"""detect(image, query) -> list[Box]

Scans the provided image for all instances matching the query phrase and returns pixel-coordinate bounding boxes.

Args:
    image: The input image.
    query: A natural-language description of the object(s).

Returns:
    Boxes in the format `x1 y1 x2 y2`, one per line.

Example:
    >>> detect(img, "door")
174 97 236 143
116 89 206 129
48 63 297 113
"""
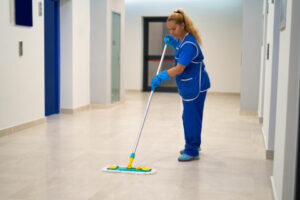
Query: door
111 12 121 103
143 17 177 92
44 0 60 116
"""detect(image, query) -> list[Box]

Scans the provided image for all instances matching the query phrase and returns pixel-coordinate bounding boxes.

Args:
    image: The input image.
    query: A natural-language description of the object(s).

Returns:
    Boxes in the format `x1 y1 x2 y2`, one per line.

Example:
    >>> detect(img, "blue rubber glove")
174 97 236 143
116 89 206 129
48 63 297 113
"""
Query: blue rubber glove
151 70 170 91
164 34 178 49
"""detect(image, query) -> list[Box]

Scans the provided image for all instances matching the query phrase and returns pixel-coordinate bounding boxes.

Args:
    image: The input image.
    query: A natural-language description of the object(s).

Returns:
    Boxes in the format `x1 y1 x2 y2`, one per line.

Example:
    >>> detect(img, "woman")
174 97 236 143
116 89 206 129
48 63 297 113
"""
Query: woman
151 8 210 162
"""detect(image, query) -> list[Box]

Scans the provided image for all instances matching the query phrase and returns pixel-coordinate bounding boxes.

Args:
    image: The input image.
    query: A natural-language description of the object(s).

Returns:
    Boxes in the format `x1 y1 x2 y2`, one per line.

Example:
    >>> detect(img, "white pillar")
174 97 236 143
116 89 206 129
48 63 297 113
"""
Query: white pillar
240 0 263 112
60 0 91 110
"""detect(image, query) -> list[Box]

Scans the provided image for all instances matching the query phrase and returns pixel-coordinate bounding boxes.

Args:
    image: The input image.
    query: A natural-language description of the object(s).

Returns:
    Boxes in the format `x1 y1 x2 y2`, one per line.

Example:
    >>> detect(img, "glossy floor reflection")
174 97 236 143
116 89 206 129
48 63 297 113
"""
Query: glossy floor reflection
0 91 273 200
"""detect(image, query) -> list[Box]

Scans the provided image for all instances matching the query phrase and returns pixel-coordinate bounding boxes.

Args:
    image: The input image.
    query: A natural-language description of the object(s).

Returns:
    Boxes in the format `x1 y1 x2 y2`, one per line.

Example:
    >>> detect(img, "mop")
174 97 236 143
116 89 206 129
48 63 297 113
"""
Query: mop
103 44 168 175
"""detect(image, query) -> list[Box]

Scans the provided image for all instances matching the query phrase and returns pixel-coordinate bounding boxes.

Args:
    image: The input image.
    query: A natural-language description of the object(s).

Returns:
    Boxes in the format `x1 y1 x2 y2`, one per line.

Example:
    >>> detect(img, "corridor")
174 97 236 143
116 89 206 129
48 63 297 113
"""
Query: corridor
0 92 273 200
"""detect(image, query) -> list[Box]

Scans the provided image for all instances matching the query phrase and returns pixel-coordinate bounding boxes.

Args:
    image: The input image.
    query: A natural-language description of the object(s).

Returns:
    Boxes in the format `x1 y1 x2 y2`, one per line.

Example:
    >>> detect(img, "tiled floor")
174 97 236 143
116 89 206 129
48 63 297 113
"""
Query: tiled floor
0 91 273 200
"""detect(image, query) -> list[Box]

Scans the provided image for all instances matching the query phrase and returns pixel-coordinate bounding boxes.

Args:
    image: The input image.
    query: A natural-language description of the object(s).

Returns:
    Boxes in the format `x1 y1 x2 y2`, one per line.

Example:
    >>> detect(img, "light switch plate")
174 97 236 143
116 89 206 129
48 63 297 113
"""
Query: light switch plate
19 41 23 56
38 2 43 16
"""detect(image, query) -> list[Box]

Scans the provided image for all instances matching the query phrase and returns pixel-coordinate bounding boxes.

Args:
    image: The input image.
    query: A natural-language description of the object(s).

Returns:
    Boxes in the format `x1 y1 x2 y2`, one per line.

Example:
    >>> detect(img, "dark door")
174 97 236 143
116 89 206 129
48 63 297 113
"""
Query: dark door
143 17 177 92
44 0 60 116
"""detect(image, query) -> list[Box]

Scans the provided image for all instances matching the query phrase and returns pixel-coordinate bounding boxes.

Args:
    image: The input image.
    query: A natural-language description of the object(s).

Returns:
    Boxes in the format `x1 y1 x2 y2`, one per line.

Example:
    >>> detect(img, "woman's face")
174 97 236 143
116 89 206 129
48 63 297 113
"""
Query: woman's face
167 20 185 39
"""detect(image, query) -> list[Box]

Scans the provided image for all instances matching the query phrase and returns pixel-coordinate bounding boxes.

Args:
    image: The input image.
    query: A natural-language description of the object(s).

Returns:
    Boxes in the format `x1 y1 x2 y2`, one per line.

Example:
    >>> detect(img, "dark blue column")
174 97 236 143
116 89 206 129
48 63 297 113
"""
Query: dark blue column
44 0 60 116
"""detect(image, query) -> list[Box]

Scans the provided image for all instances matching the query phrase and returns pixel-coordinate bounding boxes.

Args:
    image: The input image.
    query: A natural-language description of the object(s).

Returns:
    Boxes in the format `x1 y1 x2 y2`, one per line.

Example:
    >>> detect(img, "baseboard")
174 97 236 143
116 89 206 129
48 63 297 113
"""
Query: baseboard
261 126 274 160
271 176 278 200
239 110 258 116
207 91 240 96
0 117 46 137
61 100 126 114
266 149 274 160
61 105 91 114
125 89 142 93
0 100 126 136
91 99 125 109
0 128 12 137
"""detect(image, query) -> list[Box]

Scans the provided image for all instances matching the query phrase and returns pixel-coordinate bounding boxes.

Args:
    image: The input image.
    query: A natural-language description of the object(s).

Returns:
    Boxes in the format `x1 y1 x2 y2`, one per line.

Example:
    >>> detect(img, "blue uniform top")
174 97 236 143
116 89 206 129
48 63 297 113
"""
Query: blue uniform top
170 33 210 101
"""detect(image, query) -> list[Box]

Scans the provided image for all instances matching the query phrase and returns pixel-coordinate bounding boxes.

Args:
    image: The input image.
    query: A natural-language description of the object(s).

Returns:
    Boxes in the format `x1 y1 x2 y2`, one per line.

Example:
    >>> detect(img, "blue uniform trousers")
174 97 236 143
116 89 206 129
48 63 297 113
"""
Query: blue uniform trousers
182 91 207 157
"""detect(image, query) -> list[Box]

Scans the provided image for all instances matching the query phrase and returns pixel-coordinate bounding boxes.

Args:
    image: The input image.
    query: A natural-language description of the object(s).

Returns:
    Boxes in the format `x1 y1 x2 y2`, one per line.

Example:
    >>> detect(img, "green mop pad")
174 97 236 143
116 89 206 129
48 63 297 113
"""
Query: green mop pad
103 165 156 175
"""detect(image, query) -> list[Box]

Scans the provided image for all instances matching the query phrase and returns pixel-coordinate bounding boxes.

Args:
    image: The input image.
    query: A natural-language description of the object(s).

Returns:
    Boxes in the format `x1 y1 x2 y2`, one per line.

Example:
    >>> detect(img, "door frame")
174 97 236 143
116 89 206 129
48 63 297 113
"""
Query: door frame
143 17 177 92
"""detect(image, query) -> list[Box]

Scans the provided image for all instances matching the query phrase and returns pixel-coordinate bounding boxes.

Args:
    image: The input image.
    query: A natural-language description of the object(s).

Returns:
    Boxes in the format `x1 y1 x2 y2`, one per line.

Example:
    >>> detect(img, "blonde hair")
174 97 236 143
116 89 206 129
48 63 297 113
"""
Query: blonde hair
167 8 202 46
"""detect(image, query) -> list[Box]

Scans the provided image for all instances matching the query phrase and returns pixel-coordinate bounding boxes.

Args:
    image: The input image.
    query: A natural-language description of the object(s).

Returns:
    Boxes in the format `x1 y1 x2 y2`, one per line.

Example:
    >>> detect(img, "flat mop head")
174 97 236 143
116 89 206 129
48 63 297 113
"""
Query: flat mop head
103 165 156 175
103 153 156 175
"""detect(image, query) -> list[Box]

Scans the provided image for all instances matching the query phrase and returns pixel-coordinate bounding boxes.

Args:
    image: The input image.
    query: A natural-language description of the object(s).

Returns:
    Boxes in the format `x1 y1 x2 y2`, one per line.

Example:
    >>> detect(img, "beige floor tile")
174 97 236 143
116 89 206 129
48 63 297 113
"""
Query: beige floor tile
0 91 273 200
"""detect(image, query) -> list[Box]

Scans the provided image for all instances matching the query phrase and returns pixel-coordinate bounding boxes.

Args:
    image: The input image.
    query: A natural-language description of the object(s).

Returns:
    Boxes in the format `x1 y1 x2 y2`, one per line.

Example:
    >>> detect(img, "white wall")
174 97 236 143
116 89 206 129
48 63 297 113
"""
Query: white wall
90 0 125 104
60 0 90 109
125 0 243 93
258 0 268 119
0 0 45 130
272 0 300 198
90 0 108 104
0 0 125 132
60 0 73 109
72 0 90 108
240 0 263 111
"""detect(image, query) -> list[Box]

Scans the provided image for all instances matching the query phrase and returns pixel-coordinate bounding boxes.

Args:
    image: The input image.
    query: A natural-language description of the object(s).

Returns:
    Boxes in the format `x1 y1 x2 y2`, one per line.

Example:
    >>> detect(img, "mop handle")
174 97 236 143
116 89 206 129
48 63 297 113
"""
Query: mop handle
132 44 168 154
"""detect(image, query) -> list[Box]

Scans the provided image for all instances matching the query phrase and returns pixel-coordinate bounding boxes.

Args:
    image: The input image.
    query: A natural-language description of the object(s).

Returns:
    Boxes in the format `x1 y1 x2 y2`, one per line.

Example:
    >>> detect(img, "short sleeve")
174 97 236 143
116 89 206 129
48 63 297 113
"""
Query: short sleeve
177 43 197 67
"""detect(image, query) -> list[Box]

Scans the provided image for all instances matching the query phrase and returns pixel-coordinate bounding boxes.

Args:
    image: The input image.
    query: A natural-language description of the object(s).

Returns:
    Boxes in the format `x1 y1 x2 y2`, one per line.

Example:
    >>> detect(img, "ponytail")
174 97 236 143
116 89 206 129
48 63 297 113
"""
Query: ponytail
167 8 202 46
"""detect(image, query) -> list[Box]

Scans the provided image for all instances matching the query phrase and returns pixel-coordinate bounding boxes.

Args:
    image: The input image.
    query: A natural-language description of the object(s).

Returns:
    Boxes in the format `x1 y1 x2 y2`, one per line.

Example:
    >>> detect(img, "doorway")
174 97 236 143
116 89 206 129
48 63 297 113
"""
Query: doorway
44 0 60 116
143 17 177 92
111 12 121 103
